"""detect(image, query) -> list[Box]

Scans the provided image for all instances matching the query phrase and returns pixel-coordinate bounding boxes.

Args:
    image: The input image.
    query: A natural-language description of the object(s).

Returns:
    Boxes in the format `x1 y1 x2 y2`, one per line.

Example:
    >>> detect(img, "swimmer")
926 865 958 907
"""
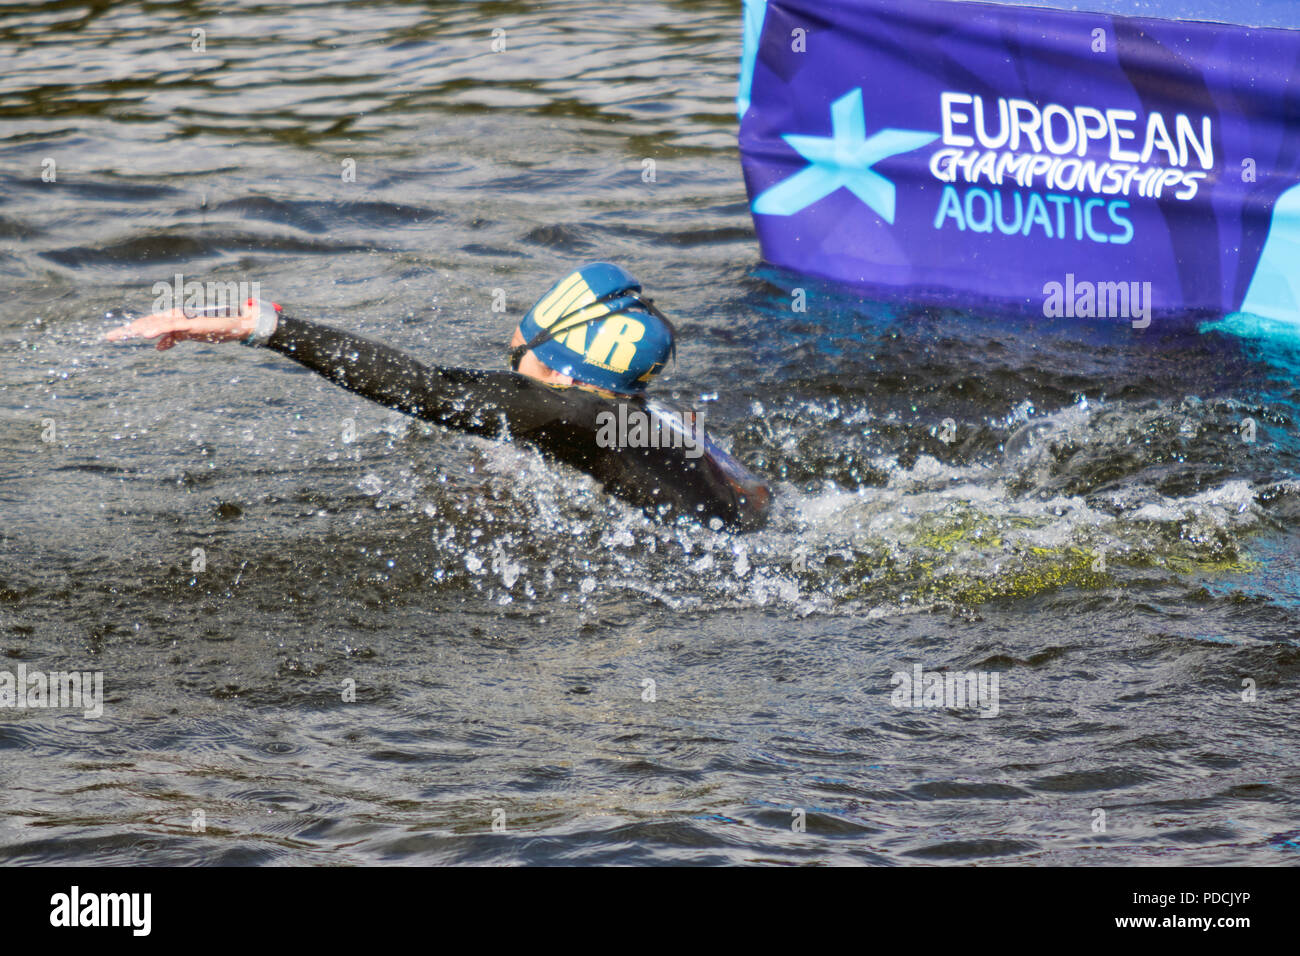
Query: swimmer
105 262 771 530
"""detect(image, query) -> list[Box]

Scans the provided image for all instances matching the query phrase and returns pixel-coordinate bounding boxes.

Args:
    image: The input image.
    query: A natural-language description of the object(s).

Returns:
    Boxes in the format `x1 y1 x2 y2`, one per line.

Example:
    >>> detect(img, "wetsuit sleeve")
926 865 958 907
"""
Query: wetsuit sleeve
261 313 532 438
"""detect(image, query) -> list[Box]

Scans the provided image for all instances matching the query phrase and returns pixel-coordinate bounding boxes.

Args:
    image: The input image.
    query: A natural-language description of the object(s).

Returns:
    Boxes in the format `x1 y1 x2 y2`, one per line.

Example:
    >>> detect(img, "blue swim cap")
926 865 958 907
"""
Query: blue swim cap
517 262 674 394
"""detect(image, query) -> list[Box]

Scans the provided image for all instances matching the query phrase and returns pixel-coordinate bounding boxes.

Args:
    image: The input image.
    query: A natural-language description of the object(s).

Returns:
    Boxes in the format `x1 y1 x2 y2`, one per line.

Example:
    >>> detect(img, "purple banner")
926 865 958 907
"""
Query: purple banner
738 0 1300 324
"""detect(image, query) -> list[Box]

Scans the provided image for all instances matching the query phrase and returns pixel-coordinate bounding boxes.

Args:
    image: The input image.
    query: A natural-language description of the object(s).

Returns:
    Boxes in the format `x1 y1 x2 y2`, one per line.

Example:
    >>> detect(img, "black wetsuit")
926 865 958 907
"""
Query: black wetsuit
259 315 771 530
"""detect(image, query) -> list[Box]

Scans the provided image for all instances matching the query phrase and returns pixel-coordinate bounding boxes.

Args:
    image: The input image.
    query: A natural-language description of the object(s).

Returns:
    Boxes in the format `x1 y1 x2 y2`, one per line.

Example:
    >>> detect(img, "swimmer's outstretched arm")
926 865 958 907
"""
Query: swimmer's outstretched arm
105 301 571 438
106 301 773 529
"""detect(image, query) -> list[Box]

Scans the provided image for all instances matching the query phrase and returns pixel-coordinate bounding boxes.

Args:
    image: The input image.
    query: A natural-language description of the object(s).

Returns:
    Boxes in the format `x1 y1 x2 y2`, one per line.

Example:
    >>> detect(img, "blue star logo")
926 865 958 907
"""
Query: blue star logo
752 88 938 222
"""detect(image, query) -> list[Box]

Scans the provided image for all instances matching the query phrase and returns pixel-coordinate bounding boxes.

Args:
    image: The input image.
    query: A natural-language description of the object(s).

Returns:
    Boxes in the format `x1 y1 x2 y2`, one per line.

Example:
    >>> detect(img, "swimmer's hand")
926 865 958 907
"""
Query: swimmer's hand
104 305 256 351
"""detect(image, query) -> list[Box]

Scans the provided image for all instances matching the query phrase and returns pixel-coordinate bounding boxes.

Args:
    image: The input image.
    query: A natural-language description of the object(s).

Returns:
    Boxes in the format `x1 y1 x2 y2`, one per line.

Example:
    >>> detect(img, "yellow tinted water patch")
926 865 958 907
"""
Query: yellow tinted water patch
837 505 1256 609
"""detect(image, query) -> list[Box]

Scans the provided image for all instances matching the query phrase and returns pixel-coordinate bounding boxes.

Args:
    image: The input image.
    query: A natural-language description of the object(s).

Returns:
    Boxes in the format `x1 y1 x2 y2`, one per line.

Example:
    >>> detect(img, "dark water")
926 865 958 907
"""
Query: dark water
2 0 1299 866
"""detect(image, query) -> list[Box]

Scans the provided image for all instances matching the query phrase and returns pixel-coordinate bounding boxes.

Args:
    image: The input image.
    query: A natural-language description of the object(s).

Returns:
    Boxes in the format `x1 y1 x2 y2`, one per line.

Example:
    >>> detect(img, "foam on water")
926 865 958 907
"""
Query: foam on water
320 387 1278 624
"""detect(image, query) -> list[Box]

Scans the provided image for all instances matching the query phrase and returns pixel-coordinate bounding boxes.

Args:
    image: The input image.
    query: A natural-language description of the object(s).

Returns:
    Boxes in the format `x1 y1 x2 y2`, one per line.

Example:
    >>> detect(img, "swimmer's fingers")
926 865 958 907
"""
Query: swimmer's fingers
104 309 191 343
105 309 249 345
